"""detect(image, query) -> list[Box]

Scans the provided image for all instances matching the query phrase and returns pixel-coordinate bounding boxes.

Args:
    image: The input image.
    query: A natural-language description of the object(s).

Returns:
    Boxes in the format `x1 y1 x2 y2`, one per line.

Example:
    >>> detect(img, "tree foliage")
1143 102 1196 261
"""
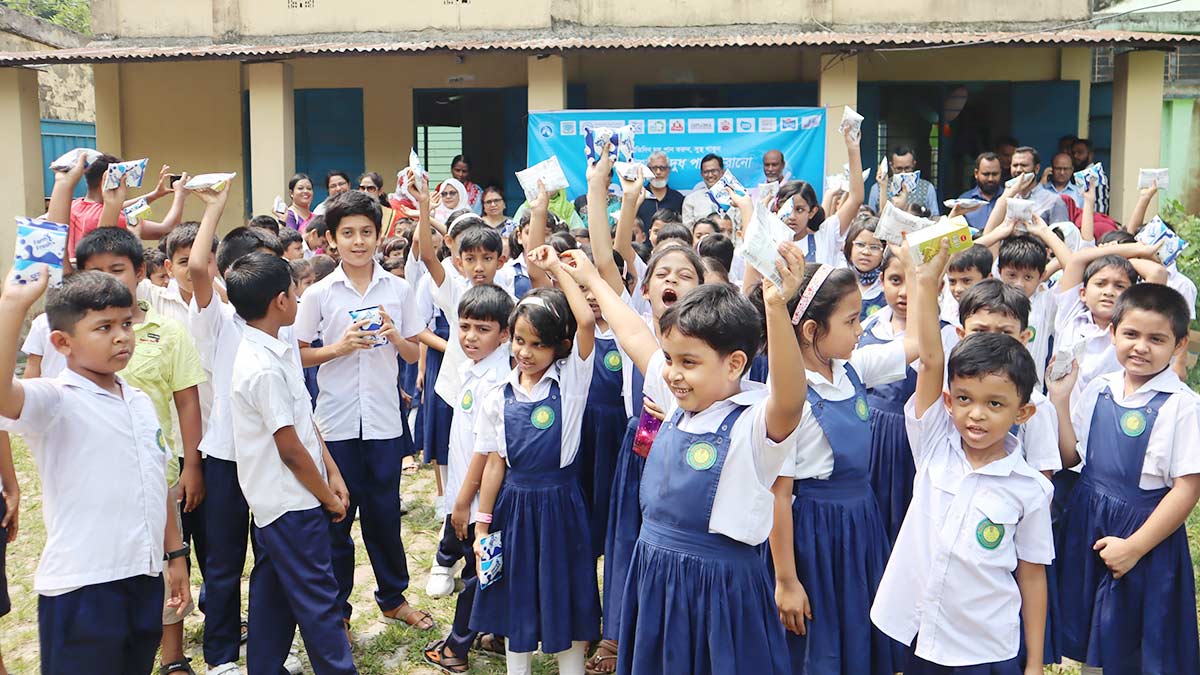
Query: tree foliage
1 0 91 35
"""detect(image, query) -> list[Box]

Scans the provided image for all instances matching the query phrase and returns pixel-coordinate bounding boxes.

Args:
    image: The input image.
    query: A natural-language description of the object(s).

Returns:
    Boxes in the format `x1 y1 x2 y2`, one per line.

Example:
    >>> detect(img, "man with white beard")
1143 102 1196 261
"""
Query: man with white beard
636 150 685 232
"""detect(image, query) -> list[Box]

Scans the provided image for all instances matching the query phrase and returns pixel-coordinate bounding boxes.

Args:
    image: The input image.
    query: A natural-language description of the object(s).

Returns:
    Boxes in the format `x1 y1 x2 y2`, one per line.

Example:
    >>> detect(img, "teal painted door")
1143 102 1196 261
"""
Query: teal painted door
1010 82 1080 168
295 88 365 206
41 119 96 199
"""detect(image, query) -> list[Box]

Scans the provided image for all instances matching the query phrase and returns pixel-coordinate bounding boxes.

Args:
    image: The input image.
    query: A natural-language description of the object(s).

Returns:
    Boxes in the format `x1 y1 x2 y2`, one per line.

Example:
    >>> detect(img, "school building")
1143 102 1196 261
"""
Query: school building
0 0 1195 260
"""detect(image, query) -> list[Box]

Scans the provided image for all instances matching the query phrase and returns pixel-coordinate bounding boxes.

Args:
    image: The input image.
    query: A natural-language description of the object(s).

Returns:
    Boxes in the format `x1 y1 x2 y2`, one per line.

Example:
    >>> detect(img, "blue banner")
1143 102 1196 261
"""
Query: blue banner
527 107 827 200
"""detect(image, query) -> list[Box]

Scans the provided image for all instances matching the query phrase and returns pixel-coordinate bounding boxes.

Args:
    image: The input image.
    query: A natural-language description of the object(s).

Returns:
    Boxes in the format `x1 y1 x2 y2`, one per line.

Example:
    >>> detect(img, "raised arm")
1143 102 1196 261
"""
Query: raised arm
186 181 231 310
910 239 951 416
763 242 807 441
1059 240 1160 291
835 127 864 234
526 184 552 289
48 154 86 226
528 245 595 359
98 170 127 229
1126 182 1157 235
1080 183 1097 243
0 269 49 419
415 173 446 289
559 249 658 374
1028 215 1074 269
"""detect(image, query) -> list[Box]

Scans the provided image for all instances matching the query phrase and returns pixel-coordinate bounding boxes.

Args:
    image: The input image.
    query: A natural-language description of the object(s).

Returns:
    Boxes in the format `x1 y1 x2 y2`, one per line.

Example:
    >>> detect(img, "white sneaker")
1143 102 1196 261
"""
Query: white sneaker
207 664 242 675
283 650 304 674
426 563 455 598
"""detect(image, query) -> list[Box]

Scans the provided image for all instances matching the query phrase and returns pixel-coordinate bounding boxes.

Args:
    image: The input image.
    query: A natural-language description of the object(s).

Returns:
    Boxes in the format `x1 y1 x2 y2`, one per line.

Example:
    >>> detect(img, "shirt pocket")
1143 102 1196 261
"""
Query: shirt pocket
968 490 1020 569
126 341 166 386
925 459 959 523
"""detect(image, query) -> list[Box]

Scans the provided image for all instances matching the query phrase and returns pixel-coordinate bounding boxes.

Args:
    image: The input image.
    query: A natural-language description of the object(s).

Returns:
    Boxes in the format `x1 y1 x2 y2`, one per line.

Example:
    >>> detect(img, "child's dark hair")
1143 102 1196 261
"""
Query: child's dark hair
692 215 721 234
697 233 734 272
641 244 706 292
307 215 326 238
997 234 1049 274
324 190 382 235
633 241 652 262
249 214 281 235
290 257 313 279
841 214 879 265
164 223 218 260
325 170 351 190
547 231 578 254
1083 254 1139 287
75 226 145 270
654 222 693 248
651 208 682 226
46 270 133 332
1112 282 1190 342
702 257 730 284
776 180 827 231
310 253 337 281
508 228 524 258
947 333 1037 404
788 265 859 344
905 203 932 219
216 226 284 276
957 278 1031 330
279 227 303 249
659 284 761 375
948 244 994 277
1099 230 1136 245
459 283 516 327
509 288 575 360
381 259 404 274
226 252 295 321
84 153 121 190
382 236 408 258
458 226 503 256
145 248 167 271
447 210 485 237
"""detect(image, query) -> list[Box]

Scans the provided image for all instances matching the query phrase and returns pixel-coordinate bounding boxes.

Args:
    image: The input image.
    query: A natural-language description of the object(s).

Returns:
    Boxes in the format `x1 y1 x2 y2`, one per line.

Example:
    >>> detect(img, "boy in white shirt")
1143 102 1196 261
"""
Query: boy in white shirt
0 270 190 674
295 190 430 630
995 232 1057 390
227 252 355 674
422 284 515 673
872 325 1053 671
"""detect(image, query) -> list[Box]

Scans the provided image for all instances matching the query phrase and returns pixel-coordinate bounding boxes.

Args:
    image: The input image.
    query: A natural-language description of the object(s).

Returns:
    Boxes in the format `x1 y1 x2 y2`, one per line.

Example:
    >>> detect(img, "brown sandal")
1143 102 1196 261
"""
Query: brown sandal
382 602 435 630
423 639 470 674
472 632 506 656
585 639 619 674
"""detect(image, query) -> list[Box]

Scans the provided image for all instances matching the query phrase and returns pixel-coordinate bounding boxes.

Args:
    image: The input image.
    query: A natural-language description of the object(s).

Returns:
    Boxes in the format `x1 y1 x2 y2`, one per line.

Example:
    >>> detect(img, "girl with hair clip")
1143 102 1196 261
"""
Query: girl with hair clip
470 248 601 675
768 244 939 675
774 125 863 267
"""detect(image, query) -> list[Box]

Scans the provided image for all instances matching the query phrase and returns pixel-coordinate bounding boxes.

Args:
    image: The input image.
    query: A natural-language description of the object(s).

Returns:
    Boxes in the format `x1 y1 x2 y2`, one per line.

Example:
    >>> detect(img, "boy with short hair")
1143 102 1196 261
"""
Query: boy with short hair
996 233 1056 389
422 284 515 673
280 227 306 261
941 243 994 325
227 252 355 674
0 270 190 674
295 190 430 631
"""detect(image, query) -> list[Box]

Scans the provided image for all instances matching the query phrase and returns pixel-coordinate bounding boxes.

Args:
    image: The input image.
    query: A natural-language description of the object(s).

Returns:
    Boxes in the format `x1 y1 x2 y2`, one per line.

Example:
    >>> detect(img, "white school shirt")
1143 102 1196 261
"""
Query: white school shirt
1053 283 1121 402
1017 390 1063 473
787 343 908 480
442 347 511 519
640 349 801 545
431 274 517 407
0 370 168 595
796 213 847 268
618 309 655 418
190 295 301 462
938 284 962 328
139 278 216 423
294 262 424 441
871 399 1054 667
21 313 66 378
1167 266 1198 321
473 341 594 467
629 253 652 318
1026 285 1056 389
1070 369 1200 490
494 255 529 299
231 326 325 528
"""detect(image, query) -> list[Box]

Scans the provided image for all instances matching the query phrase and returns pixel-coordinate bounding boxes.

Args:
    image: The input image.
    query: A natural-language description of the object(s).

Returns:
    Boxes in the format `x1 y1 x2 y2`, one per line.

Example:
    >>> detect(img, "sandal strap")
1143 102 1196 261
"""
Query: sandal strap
161 659 194 675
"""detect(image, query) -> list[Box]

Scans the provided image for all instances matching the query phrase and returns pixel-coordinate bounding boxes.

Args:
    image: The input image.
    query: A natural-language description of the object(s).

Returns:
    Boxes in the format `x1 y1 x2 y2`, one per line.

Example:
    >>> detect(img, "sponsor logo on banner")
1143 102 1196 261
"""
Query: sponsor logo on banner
758 118 778 133
688 118 715 134
560 120 577 136
718 118 734 133
736 118 755 133
629 120 646 134
538 122 555 139
669 119 685 134
780 117 799 131
648 119 667 134
801 114 823 130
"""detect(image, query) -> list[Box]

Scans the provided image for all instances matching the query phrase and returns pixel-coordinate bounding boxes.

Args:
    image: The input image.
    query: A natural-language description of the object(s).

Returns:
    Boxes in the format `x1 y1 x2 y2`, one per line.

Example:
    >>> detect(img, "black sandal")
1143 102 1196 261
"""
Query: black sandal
161 658 197 675
423 639 470 674
472 632 506 656
240 619 249 644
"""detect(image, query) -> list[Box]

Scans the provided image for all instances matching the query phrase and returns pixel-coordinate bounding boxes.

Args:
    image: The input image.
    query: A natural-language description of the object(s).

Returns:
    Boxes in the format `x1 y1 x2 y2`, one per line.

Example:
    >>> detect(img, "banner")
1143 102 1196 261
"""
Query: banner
527 107 827 200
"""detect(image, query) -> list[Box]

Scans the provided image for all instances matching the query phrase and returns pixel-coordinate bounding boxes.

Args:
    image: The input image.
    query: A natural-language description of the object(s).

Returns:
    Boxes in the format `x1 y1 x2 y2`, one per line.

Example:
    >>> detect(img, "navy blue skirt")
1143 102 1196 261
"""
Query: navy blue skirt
616 522 789 675
419 349 453 466
1057 479 1199 674
578 402 629 560
906 644 1020 674
602 417 645 640
867 406 915 545
469 472 601 654
782 481 900 675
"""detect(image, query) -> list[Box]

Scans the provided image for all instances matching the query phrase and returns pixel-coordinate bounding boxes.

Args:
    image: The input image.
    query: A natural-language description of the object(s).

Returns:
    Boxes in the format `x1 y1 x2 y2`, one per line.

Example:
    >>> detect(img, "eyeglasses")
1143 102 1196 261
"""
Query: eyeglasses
441 190 459 198
483 199 504 206
852 241 886 254
648 165 670 172
701 168 722 177
359 185 378 191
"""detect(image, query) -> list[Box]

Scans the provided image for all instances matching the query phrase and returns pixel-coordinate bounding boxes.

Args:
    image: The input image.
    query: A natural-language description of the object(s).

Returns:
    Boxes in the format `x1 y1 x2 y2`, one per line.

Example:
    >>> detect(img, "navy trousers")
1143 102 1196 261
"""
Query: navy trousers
248 507 356 675
203 456 258 666
39 575 163 675
326 435 410 619
178 456 208 584
442 518 478 659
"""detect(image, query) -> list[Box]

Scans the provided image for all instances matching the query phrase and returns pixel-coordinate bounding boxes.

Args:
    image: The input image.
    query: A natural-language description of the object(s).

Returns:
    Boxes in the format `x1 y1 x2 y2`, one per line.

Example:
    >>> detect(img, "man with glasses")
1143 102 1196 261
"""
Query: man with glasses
867 146 940 217
1041 152 1082 209
636 150 685 231
681 153 726 226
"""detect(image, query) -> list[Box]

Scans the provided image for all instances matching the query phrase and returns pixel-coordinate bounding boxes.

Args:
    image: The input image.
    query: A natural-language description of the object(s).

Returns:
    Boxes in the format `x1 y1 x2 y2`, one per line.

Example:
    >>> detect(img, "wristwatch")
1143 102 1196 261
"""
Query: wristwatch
163 544 190 561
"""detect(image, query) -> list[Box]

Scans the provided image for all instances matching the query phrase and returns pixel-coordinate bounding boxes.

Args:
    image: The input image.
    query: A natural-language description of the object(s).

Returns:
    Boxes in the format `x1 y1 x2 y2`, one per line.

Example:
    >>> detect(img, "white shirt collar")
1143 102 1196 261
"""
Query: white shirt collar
328 261 388 295
460 344 511 380
243 325 291 357
1100 367 1188 398
58 367 129 401
505 354 565 390
806 358 851 389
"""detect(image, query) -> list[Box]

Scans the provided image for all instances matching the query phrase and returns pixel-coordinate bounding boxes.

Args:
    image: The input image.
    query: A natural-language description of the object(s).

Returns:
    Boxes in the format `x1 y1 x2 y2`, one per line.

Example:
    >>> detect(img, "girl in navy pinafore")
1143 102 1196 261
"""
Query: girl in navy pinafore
420 306 454 466
578 330 627 559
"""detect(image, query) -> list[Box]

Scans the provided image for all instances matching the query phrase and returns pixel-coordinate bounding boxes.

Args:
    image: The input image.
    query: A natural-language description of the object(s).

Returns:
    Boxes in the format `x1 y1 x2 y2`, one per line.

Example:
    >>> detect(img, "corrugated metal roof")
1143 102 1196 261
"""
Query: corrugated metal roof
0 27 1194 66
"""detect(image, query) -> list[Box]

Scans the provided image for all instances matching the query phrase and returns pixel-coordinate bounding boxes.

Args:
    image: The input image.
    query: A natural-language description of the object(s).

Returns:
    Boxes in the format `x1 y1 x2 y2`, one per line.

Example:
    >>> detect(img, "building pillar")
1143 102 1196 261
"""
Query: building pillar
819 52 858 177
0 67 48 274
93 63 123 157
247 62 295 219
1110 50 1165 220
1060 47 1092 139
527 54 566 111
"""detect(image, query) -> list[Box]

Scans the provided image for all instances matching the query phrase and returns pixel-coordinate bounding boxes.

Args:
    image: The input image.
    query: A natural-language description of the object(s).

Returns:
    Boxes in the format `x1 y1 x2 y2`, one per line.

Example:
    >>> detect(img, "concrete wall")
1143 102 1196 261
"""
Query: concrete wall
0 8 93 122
91 0 1090 37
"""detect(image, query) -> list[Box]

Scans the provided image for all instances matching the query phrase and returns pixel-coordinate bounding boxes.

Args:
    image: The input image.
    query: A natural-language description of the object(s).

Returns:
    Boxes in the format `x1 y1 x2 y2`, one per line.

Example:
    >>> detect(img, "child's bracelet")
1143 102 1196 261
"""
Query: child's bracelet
474 511 493 524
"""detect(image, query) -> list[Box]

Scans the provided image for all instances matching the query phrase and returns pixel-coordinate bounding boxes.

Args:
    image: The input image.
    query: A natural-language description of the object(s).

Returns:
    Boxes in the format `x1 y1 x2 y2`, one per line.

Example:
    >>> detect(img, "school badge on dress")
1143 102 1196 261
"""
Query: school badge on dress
976 518 1005 550
461 389 474 412
686 442 717 471
155 428 168 454
1120 409 1148 437
603 350 623 372
531 404 555 430
854 396 870 421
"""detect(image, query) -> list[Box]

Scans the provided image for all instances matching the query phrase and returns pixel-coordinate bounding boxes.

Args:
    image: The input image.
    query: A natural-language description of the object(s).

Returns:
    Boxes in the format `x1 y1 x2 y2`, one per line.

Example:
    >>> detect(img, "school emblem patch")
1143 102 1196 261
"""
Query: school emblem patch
1120 409 1148 437
530 405 555 430
976 518 1005 550
461 389 474 412
686 442 717 471
1027 325 1037 342
155 428 168 454
603 349 623 372
866 304 881 317
855 396 870 421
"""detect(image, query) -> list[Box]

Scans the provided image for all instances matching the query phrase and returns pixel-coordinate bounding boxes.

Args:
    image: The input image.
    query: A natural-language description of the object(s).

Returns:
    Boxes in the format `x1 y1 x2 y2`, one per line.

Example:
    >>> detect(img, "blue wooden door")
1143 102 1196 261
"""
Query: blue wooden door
41 119 96 199
1010 82 1080 169
1088 82 1113 170
294 88 365 206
